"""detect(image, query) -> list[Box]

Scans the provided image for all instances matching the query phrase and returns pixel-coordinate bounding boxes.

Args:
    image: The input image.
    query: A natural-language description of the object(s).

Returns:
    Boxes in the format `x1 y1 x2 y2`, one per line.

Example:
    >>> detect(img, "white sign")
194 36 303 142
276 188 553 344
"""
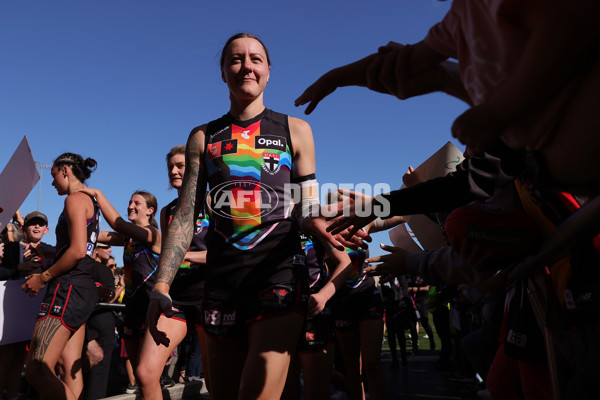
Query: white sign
404 141 464 250
388 223 423 253
0 280 41 345
0 136 40 230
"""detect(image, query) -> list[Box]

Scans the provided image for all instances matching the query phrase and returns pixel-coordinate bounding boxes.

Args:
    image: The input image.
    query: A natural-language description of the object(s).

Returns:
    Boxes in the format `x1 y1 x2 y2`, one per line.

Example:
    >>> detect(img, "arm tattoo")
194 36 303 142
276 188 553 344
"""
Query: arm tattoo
156 131 205 287
31 317 63 372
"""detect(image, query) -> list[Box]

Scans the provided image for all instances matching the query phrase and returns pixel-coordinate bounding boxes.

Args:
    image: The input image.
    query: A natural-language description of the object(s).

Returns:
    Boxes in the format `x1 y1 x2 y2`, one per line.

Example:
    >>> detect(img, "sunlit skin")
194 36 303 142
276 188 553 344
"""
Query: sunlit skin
136 150 211 400
95 246 112 263
167 153 185 191
51 166 70 196
23 221 49 244
22 160 95 400
127 194 155 225
221 37 270 114
151 36 358 400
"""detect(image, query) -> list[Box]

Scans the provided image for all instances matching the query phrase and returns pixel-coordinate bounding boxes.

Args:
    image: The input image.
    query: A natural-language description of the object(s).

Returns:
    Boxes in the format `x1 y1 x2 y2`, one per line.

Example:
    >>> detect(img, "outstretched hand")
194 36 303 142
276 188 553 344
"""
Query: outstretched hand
303 215 346 251
450 237 495 272
303 200 372 251
325 189 382 237
146 290 175 347
364 244 408 283
295 71 337 115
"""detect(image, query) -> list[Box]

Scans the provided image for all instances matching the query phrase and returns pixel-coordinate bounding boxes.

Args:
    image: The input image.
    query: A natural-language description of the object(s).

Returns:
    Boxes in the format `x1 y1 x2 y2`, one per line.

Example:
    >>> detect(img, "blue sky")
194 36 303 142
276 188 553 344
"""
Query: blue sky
0 0 467 262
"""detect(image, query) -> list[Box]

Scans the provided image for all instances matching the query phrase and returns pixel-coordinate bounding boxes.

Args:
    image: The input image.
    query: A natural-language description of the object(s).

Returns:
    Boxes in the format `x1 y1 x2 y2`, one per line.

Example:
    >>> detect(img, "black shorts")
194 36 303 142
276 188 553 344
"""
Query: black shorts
298 304 335 352
122 291 150 339
37 282 98 332
168 302 203 327
333 286 384 331
203 280 308 339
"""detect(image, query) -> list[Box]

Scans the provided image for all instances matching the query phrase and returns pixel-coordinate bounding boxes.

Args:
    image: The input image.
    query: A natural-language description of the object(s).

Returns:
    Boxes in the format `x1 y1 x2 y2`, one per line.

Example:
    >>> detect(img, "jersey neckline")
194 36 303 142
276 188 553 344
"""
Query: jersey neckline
225 107 269 128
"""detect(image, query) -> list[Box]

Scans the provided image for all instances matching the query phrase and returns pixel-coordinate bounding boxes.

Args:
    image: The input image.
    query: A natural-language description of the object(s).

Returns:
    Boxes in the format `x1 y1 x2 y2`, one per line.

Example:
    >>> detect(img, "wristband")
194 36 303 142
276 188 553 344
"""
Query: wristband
41 270 53 283
291 179 320 229
372 217 386 230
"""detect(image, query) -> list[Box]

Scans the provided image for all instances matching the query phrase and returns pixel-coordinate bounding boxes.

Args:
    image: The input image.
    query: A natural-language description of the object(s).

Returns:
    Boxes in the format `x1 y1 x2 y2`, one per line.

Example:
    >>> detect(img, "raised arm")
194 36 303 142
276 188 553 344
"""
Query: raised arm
148 126 205 346
295 40 459 115
79 187 161 253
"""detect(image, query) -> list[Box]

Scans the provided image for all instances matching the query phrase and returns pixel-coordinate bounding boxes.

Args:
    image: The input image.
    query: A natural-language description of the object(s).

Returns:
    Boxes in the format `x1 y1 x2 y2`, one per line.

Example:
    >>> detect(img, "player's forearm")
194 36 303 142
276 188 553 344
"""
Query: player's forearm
323 246 353 294
184 250 207 265
328 53 379 88
155 217 194 291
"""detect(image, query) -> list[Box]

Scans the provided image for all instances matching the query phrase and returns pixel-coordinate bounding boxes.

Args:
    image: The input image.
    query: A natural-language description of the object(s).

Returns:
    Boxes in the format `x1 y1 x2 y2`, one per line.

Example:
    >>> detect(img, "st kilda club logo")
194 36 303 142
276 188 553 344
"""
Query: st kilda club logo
256 136 286 175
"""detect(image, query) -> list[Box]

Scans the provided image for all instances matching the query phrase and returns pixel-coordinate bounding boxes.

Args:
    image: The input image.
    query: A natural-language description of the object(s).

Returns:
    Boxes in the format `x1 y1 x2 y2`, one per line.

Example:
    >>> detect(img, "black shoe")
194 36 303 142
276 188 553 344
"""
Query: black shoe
391 359 400 369
160 376 175 388
124 384 138 394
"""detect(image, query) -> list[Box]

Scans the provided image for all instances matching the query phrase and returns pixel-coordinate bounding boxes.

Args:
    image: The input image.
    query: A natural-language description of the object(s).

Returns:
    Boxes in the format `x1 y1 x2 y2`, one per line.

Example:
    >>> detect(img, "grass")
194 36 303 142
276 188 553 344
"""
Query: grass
381 320 441 353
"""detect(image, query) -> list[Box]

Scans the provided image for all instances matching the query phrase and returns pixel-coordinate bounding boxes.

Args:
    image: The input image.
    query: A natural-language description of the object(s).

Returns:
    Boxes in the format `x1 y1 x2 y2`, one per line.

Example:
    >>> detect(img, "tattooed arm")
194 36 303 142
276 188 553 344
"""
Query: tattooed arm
147 125 206 346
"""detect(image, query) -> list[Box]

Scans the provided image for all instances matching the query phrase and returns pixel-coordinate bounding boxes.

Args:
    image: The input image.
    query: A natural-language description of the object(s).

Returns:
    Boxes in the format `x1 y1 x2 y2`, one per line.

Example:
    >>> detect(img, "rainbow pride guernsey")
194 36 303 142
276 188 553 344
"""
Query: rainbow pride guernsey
299 232 328 292
204 109 303 296
340 247 374 294
123 237 159 299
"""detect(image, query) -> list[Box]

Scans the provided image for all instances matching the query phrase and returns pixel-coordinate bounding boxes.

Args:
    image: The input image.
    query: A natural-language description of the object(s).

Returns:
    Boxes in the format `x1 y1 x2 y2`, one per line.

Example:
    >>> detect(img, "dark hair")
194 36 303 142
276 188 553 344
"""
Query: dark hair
166 145 186 164
53 153 97 183
219 33 271 69
132 190 159 229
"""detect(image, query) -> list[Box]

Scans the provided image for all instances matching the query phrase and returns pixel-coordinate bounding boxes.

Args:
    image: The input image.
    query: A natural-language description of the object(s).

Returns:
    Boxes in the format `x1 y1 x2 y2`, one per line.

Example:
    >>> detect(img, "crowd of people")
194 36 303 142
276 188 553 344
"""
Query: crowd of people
2 1 600 398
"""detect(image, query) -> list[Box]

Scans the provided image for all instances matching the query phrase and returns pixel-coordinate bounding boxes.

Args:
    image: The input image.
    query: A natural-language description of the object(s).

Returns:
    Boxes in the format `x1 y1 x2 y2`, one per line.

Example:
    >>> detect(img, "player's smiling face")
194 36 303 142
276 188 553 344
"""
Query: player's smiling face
221 37 270 101
127 194 153 224
167 153 185 190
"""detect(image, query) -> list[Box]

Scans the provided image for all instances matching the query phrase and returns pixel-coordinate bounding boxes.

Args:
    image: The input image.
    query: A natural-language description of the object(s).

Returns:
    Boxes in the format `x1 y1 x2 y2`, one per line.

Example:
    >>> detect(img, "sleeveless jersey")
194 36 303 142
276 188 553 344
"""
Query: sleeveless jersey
165 197 210 303
203 108 303 297
54 194 101 288
123 236 159 299
337 247 375 297
300 232 328 292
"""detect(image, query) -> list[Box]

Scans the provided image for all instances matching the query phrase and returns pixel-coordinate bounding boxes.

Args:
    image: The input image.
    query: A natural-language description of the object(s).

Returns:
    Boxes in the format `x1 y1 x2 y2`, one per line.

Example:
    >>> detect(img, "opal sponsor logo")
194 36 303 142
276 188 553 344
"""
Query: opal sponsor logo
255 135 286 152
